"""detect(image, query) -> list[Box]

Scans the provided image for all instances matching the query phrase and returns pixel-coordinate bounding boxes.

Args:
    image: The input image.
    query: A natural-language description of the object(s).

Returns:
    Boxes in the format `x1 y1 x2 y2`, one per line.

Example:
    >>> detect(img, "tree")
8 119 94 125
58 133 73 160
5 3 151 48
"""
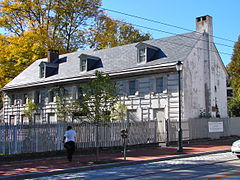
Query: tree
0 90 3 111
52 86 82 122
0 0 102 52
0 1 151 89
0 30 66 88
22 100 37 123
88 15 151 49
0 1 151 110
227 36 240 116
53 86 69 122
81 71 118 160
81 71 118 124
111 102 127 121
228 36 240 94
228 94 240 117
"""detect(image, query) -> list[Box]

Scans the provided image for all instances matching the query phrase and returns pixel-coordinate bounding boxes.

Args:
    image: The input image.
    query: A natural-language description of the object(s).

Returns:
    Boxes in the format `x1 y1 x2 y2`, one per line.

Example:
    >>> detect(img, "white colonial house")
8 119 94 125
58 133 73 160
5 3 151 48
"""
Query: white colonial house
2 15 228 141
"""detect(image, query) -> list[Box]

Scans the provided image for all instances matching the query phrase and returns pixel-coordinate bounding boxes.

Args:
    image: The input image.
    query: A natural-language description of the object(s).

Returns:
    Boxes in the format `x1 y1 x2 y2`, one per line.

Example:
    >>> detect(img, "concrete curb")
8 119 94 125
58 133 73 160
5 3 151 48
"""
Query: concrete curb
2 149 230 179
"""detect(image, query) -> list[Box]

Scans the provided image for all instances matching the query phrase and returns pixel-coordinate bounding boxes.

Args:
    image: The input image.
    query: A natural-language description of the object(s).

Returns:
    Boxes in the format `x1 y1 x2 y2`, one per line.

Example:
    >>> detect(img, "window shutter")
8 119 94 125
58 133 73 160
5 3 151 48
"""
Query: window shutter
135 80 139 95
163 76 168 93
48 91 53 103
34 91 40 104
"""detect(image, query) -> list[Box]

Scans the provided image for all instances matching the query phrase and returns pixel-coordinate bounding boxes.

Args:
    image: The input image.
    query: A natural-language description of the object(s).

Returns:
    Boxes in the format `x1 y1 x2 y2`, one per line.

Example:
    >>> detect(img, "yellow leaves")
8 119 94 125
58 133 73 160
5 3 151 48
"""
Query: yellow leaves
0 17 8 26
0 30 49 88
89 15 151 49
0 26 70 88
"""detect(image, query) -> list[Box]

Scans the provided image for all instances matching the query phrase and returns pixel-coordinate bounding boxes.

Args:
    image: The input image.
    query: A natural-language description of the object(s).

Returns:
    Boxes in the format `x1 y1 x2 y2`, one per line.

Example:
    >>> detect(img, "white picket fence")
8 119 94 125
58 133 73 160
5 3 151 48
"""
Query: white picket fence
0 120 159 155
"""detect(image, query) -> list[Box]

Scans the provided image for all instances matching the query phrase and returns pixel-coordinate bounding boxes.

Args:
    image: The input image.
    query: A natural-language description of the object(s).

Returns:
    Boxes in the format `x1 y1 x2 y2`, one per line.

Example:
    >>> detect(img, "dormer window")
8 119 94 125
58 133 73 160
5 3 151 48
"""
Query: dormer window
79 54 102 72
138 48 146 63
39 62 58 78
136 42 166 63
39 63 45 78
80 59 87 72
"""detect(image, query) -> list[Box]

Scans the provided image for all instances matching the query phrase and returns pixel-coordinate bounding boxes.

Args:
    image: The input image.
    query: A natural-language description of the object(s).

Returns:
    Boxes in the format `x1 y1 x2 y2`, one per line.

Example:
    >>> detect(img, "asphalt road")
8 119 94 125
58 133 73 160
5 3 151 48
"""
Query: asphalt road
27 152 240 180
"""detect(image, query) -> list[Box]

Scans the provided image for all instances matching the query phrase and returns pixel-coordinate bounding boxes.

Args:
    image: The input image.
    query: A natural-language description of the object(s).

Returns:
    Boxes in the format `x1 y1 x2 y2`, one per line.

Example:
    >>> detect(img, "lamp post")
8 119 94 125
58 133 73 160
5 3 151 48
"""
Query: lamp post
176 61 183 152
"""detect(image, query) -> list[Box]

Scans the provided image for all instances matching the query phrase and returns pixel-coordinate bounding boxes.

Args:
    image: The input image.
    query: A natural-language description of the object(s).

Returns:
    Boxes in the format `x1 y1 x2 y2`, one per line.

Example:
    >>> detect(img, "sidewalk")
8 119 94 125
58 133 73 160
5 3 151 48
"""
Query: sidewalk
0 140 233 179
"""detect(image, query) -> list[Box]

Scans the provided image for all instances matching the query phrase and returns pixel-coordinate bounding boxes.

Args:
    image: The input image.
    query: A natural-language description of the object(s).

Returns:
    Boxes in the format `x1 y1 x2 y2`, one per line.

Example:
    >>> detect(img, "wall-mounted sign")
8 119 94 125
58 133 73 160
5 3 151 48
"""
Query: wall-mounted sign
208 122 223 132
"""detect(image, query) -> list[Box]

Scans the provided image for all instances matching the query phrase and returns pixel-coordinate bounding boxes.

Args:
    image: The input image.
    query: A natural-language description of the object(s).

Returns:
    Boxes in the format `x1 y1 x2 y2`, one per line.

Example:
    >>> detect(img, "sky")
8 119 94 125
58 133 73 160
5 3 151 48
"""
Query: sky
102 0 240 66
0 0 238 66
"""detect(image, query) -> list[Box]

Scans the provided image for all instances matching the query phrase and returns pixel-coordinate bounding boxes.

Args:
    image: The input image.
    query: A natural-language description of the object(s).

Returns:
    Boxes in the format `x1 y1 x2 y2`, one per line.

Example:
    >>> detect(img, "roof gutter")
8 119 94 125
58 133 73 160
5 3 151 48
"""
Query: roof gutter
2 62 177 91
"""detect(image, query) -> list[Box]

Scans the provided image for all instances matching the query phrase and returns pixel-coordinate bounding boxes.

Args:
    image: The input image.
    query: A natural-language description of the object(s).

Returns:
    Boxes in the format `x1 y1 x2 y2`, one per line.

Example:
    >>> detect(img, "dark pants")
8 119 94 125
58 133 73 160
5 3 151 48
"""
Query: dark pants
64 141 75 161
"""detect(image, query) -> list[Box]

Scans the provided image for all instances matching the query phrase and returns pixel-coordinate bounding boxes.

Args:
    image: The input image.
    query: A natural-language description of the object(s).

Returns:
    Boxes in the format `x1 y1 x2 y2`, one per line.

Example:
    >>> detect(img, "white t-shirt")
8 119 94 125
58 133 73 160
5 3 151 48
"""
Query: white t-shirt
64 129 76 142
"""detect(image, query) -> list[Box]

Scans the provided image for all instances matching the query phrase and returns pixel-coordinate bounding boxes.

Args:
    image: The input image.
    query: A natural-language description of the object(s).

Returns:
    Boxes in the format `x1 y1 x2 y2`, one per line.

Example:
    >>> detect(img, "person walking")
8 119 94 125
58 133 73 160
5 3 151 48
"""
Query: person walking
63 126 76 162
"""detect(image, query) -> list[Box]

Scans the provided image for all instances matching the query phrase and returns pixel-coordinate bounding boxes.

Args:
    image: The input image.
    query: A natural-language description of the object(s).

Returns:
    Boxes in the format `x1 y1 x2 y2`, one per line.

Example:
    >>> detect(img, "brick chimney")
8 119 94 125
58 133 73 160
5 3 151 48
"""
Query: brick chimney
47 49 59 63
196 15 213 36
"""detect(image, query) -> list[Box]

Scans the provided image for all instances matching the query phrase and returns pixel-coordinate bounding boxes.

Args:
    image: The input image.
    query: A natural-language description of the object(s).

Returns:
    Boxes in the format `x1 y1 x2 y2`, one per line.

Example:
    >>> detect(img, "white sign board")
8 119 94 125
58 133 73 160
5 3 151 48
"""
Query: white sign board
208 122 223 132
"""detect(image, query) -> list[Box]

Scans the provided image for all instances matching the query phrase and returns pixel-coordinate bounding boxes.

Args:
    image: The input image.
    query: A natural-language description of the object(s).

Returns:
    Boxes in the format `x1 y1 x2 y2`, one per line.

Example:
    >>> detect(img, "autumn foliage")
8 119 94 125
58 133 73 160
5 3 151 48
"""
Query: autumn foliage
227 36 240 116
0 0 151 95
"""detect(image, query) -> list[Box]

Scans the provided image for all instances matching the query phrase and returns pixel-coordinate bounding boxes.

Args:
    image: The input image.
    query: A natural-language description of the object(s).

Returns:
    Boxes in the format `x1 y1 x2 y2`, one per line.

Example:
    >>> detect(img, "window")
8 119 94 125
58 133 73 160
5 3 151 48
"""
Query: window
34 114 41 124
80 59 87 72
127 110 139 122
48 90 55 103
22 94 28 104
34 91 40 104
156 77 164 93
63 88 70 98
136 42 163 64
77 87 83 100
9 115 15 125
129 80 136 95
10 94 15 105
21 115 28 124
48 113 56 124
138 48 146 63
39 63 45 78
79 54 102 72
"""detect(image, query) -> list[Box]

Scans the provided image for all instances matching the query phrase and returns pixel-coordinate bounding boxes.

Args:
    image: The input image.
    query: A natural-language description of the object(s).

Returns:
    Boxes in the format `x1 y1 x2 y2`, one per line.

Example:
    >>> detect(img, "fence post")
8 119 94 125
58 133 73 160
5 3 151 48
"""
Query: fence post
13 125 17 154
35 124 38 152
57 123 62 150
165 119 169 146
0 125 5 154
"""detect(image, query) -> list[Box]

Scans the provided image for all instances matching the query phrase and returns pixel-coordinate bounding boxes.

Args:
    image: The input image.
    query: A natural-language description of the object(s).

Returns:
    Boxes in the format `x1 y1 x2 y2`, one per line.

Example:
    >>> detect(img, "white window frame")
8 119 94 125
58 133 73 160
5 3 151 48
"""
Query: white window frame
39 63 45 78
138 48 146 63
80 58 87 72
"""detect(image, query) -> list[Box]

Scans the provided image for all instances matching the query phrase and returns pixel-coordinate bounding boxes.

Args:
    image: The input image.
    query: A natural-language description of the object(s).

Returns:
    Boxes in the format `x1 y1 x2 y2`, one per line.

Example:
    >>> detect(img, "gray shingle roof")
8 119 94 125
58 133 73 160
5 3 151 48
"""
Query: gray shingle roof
3 32 202 90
